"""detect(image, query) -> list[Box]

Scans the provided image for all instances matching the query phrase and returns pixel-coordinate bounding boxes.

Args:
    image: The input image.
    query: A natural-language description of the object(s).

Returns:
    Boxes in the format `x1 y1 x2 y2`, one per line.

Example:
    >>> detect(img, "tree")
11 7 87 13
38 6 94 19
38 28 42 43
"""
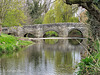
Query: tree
65 0 100 38
43 9 55 24
26 0 52 24
43 0 79 24
43 0 52 13
0 0 26 35
0 0 26 26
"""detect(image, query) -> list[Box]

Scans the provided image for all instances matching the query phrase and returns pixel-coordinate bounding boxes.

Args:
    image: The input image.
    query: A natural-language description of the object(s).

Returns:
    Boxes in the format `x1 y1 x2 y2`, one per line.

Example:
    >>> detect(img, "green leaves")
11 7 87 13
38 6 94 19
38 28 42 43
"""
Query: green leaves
78 40 100 75
3 9 26 27
27 0 44 24
82 57 93 65
43 9 55 24
43 0 79 24
0 0 26 27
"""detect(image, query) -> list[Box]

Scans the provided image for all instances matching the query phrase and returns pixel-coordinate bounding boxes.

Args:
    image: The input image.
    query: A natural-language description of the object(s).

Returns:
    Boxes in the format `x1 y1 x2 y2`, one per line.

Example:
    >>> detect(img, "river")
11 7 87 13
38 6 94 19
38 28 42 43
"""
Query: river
0 39 86 75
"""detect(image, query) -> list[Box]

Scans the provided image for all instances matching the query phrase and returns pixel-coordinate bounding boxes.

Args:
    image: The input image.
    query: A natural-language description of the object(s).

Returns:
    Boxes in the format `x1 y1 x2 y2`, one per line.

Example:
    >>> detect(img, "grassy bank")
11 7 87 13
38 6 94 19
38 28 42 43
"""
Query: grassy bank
0 34 33 56
78 39 100 75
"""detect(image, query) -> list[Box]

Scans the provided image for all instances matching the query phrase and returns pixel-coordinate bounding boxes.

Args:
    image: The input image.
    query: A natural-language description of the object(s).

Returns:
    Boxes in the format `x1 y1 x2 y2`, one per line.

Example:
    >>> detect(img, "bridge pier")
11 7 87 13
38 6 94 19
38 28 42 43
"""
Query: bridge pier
59 26 69 37
17 27 24 37
35 25 43 38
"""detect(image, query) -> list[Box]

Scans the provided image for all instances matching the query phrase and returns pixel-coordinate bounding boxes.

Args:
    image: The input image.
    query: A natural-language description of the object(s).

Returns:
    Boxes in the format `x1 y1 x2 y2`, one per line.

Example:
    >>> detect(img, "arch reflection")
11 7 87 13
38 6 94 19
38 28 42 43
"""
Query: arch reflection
44 39 58 45
68 39 83 45
24 33 35 38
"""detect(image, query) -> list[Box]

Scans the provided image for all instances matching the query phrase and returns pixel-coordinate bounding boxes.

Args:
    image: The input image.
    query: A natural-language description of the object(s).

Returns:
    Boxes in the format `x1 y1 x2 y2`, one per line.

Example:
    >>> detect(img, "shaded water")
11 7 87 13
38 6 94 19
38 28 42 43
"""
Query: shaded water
0 39 86 75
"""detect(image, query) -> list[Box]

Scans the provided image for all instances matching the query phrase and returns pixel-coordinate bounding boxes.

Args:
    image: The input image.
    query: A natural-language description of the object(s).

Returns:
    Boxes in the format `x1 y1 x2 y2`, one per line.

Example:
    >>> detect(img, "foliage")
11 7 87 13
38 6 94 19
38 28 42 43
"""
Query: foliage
86 9 100 38
0 34 33 56
27 0 42 18
33 17 43 24
78 39 100 75
44 31 58 37
88 0 100 38
26 0 44 24
67 17 79 22
26 0 52 24
0 0 26 27
3 9 26 27
43 9 55 24
43 0 79 24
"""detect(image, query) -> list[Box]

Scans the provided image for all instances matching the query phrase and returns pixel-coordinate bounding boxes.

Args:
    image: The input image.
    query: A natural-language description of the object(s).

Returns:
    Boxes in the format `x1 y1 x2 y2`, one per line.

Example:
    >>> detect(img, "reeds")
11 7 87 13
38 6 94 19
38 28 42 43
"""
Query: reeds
78 38 100 75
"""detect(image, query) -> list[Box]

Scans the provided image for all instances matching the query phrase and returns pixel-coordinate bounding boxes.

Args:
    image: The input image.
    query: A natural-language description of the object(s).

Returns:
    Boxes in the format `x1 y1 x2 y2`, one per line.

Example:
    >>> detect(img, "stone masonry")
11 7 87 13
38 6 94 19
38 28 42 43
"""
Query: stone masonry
2 23 88 38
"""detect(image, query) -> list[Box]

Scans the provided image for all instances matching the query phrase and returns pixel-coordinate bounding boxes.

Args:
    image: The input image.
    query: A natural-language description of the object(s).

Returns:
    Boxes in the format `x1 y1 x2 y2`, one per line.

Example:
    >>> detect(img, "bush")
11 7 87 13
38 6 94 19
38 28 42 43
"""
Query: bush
78 39 100 75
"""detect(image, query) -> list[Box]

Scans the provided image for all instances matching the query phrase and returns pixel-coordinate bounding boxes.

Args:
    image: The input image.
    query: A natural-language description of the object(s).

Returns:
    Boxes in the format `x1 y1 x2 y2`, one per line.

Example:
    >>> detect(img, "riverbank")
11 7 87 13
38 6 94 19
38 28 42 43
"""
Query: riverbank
78 39 100 75
0 34 33 56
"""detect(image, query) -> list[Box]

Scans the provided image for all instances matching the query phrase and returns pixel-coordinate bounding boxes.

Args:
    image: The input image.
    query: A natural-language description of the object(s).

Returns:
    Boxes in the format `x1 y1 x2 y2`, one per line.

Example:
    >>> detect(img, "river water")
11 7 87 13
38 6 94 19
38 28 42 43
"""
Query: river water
0 39 86 75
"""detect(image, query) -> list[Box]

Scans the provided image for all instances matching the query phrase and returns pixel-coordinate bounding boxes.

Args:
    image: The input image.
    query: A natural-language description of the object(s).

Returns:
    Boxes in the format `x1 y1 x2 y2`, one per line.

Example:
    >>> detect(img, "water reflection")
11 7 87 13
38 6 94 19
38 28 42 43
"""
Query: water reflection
44 39 58 45
0 39 85 75
45 50 73 74
68 39 83 45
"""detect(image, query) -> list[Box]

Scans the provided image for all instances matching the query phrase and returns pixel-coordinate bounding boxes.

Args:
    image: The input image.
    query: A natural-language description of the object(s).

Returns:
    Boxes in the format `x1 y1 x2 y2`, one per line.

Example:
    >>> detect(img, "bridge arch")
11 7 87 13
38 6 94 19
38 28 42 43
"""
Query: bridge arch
24 33 36 38
43 30 59 37
68 28 83 37
8 32 17 36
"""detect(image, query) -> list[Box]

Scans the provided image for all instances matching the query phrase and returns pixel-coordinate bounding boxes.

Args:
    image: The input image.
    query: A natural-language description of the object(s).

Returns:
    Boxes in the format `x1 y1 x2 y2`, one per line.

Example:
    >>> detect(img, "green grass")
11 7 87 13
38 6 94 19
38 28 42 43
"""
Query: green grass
78 39 100 75
0 33 33 56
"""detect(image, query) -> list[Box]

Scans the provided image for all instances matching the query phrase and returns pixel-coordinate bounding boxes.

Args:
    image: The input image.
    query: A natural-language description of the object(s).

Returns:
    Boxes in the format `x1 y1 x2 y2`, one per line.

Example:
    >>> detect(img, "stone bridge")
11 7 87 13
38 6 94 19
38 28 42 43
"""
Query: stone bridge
2 23 88 38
